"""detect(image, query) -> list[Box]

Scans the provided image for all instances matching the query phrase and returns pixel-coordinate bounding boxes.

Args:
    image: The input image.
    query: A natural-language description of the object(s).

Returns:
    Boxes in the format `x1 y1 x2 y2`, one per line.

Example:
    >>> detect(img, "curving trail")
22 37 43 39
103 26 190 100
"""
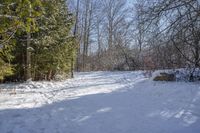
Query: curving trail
0 71 200 133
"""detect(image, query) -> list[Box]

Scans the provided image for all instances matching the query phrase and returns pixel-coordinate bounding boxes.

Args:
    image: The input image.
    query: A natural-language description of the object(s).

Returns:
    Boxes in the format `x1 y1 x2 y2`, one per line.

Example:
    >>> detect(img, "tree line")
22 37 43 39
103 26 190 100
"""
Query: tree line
1 0 200 82
69 0 200 75
0 0 76 82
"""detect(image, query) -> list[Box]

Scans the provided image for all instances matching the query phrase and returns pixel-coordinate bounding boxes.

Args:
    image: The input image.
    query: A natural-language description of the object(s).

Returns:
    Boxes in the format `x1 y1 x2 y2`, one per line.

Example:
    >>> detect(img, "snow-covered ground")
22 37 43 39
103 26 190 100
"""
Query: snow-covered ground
0 71 200 133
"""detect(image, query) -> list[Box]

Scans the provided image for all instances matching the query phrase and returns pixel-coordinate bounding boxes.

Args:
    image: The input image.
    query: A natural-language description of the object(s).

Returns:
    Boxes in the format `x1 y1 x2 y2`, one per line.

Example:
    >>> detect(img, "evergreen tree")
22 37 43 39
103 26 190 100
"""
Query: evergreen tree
0 0 76 81
32 0 76 80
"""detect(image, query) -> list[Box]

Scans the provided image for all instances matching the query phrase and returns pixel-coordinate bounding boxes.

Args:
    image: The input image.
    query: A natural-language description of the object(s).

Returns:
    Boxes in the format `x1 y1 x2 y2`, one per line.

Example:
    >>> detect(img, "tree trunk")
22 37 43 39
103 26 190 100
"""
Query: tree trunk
71 57 74 78
25 32 31 81
82 0 90 71
75 0 80 72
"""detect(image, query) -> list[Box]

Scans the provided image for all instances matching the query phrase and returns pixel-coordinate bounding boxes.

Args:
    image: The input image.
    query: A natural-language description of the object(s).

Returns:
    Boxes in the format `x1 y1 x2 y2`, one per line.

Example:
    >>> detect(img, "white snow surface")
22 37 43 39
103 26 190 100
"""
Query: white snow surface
0 71 200 133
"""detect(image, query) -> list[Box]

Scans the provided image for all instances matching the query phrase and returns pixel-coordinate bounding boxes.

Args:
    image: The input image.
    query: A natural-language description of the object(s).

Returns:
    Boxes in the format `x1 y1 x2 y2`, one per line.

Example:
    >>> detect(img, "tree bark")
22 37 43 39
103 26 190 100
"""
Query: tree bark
75 0 80 72
26 32 31 81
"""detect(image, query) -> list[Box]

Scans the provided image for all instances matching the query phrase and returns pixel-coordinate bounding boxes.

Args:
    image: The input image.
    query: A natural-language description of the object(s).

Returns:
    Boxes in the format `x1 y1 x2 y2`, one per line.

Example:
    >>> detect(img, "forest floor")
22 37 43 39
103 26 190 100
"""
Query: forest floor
0 71 200 133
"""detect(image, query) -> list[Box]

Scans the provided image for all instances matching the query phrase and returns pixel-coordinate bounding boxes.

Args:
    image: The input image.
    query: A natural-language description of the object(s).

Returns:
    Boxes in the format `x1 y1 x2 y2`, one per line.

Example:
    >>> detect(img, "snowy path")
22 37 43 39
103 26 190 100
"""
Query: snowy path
0 71 200 133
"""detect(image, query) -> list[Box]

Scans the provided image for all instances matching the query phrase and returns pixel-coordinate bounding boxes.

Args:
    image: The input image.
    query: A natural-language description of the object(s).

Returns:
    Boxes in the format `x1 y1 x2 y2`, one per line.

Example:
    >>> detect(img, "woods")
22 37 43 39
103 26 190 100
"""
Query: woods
69 0 133 71
1 0 200 81
68 0 200 79
0 0 76 81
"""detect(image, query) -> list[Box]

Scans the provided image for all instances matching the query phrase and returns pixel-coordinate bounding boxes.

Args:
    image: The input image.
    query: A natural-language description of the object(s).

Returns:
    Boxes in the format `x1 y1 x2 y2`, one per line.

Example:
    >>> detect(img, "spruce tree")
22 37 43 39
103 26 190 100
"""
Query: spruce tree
0 0 76 81
32 0 76 80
